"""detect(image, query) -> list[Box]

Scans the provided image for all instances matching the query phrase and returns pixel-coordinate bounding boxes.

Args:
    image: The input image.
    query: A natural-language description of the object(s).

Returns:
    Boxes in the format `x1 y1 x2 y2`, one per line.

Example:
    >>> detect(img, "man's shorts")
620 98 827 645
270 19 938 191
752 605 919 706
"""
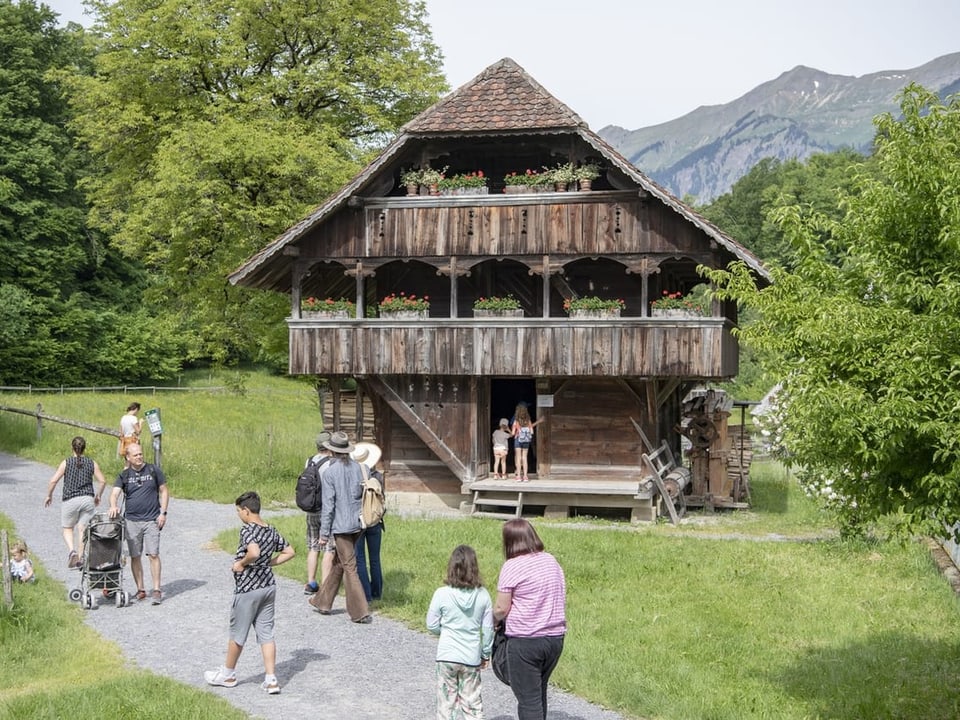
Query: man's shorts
61 495 96 529
306 512 335 553
125 518 161 557
230 585 276 646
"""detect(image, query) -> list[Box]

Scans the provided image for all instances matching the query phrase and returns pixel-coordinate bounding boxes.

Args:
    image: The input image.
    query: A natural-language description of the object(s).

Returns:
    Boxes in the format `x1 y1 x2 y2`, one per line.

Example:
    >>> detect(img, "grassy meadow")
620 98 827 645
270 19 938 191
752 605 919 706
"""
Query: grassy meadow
3 369 960 719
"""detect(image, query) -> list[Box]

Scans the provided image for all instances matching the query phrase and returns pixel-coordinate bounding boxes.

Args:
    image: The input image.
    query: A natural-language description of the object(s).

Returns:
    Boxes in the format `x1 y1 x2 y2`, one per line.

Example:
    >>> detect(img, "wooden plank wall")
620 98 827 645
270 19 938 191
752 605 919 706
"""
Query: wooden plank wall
290 323 736 378
545 378 647 470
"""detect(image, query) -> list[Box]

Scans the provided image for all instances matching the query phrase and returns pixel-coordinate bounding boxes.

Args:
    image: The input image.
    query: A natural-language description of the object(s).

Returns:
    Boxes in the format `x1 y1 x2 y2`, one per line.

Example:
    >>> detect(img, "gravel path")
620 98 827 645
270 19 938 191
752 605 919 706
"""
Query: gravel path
1 452 626 720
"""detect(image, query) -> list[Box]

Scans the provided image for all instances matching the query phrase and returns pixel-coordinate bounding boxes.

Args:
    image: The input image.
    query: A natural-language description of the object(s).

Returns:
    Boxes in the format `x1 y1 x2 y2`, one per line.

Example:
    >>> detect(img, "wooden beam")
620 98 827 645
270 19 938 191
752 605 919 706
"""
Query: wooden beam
363 376 470 481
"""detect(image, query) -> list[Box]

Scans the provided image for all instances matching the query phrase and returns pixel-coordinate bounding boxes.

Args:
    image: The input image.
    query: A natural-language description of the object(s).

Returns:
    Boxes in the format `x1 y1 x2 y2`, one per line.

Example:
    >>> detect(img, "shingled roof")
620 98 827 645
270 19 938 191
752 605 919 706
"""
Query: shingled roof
403 57 586 134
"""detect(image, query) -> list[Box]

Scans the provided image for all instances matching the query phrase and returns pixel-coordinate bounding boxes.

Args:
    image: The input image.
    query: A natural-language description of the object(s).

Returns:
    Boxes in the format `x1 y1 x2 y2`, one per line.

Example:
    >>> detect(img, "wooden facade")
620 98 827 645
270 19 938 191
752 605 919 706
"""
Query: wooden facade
231 58 768 521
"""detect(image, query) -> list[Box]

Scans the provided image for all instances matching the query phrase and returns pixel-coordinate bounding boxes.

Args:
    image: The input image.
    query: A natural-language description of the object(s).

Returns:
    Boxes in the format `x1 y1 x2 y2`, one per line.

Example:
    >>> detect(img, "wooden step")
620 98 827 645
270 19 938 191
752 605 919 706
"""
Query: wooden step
471 490 523 519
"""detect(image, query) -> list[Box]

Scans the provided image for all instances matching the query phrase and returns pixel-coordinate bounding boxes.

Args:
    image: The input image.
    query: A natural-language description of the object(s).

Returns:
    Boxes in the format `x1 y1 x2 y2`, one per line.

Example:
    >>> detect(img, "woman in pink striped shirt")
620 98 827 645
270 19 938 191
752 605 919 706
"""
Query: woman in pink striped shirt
494 518 566 720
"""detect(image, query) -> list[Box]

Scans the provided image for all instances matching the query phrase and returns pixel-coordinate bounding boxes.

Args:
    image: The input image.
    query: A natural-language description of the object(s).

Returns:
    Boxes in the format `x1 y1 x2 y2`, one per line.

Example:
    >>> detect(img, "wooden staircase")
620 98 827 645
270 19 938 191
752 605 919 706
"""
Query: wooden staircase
471 488 524 519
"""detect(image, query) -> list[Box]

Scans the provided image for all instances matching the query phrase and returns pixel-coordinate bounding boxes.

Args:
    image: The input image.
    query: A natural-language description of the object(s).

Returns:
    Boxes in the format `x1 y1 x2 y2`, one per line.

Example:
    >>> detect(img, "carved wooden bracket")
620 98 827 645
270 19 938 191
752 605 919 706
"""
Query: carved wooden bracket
623 256 663 277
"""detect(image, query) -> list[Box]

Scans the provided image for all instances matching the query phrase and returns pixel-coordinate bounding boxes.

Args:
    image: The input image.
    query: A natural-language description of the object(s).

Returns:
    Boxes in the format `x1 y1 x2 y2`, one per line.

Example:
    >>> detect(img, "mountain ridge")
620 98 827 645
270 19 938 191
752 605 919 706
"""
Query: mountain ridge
600 52 960 202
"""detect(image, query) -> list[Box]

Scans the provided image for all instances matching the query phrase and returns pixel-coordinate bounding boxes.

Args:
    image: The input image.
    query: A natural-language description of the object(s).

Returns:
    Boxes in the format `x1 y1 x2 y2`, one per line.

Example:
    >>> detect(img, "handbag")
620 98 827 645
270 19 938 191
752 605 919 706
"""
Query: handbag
491 622 510 686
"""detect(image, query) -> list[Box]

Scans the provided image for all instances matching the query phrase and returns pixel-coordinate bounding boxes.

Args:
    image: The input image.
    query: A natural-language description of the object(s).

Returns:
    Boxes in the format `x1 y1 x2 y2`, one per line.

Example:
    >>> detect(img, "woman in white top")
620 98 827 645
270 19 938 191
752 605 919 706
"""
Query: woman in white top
118 402 142 463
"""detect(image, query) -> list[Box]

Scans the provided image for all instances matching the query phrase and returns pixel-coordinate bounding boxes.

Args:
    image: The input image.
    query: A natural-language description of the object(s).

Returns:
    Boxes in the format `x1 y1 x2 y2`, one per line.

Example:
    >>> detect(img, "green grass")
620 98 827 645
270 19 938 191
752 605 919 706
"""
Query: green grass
0 369 321 505
0 514 246 720
5 369 960 720
251 513 960 720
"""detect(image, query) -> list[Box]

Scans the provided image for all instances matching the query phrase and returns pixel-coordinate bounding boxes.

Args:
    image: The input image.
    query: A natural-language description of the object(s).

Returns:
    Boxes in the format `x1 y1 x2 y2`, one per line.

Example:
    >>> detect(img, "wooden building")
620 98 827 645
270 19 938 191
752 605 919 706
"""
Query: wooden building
230 58 768 521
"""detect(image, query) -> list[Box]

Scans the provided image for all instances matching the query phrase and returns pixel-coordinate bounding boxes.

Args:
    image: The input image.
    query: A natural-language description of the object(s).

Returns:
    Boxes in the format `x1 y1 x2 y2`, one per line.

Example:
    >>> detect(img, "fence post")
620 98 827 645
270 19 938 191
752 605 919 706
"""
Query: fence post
35 403 42 441
1 530 12 610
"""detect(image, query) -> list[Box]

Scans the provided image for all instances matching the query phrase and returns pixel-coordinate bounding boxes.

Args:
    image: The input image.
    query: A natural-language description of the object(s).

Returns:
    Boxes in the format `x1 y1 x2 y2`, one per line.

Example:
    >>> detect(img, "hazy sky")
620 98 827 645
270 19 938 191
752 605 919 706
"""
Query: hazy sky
43 0 960 130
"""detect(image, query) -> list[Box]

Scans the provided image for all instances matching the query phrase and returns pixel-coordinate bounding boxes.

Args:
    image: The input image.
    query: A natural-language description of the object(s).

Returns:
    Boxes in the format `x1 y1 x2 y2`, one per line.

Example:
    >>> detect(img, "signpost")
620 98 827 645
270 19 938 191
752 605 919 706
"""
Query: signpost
144 408 163 468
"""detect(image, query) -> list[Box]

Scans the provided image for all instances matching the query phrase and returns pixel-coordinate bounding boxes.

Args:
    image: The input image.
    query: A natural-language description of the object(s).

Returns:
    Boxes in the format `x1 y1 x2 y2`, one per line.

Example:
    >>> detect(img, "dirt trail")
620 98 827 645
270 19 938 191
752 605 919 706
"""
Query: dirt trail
0 452 625 720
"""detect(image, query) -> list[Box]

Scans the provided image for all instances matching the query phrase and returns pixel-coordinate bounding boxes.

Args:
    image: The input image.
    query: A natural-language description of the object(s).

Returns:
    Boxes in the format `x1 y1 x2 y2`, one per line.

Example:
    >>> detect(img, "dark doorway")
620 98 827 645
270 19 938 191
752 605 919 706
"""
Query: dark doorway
491 378 538 475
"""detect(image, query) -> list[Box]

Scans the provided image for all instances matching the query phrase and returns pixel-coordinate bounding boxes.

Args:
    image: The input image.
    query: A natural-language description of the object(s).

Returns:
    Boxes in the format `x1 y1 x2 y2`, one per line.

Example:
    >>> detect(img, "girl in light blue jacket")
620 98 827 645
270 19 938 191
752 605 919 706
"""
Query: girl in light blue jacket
427 545 494 719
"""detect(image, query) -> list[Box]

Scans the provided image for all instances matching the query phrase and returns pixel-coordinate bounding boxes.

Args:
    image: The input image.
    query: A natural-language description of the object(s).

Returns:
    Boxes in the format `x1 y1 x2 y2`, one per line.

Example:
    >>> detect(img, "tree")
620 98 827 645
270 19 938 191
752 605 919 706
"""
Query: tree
700 149 872 268
705 85 960 536
65 0 447 365
0 0 183 385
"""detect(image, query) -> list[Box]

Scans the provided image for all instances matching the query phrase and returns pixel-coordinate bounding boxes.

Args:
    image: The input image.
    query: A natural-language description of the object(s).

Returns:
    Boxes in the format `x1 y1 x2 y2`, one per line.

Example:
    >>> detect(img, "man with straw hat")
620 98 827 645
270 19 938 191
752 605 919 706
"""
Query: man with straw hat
308 432 372 623
352 441 384 602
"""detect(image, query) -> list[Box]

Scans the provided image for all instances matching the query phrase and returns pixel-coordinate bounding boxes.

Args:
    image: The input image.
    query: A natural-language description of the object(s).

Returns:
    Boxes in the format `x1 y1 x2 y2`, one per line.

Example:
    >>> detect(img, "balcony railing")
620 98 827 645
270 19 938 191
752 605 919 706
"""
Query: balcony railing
288 316 737 378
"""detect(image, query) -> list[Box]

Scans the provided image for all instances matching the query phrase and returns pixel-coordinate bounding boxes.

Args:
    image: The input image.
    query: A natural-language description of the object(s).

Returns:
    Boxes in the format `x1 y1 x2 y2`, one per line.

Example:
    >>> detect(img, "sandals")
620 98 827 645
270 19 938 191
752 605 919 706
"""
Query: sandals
136 589 147 601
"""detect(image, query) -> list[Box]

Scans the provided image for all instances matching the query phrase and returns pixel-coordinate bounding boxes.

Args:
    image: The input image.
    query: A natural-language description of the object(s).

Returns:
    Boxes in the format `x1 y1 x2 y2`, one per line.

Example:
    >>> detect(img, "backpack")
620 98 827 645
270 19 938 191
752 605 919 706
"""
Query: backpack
359 466 386 529
517 425 534 443
295 456 329 513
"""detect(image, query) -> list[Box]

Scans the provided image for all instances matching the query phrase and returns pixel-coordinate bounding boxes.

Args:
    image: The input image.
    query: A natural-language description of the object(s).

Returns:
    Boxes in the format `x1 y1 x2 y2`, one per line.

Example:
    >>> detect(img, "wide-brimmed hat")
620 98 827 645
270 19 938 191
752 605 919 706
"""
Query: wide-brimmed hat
352 441 382 469
315 431 332 451
323 431 355 454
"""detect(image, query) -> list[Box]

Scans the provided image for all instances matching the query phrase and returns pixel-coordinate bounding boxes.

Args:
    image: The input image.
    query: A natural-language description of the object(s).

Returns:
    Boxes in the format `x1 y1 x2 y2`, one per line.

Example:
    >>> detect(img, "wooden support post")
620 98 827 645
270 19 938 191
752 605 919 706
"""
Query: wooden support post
1 530 12 609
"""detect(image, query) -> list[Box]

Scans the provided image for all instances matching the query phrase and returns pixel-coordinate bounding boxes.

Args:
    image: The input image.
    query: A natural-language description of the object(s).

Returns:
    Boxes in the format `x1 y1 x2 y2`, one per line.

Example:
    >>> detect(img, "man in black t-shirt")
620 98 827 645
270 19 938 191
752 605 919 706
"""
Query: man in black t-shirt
109 443 169 604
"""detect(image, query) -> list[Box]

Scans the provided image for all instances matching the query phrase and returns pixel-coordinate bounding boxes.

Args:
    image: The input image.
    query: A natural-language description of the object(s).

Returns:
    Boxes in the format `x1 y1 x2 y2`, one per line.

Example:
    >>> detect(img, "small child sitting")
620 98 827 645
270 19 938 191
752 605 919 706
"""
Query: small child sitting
10 541 36 583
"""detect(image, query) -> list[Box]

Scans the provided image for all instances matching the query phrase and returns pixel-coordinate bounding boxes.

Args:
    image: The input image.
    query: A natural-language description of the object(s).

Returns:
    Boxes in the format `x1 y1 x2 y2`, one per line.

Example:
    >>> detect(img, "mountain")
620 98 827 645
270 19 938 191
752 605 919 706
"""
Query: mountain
599 52 960 203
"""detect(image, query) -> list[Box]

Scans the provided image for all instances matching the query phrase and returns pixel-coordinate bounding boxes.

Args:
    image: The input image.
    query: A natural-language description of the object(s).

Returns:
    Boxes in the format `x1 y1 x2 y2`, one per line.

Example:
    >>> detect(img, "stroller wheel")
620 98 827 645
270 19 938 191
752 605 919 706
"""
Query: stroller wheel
83 593 94 610
116 591 127 608
68 588 83 603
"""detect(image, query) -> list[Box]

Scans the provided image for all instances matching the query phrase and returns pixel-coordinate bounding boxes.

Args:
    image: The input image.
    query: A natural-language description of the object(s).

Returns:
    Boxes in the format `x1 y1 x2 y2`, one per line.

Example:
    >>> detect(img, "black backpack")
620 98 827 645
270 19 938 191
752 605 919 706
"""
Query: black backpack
295 456 330 512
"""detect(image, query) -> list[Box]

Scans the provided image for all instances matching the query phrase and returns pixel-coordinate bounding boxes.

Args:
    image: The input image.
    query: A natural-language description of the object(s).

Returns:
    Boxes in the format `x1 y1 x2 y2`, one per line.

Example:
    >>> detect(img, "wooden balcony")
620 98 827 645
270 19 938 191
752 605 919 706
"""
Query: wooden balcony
288 316 738 378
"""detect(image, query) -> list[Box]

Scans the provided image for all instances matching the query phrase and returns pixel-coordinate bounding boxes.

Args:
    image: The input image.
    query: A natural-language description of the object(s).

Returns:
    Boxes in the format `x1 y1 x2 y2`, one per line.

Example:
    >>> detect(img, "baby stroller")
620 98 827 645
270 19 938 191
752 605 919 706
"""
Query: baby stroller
68 513 128 609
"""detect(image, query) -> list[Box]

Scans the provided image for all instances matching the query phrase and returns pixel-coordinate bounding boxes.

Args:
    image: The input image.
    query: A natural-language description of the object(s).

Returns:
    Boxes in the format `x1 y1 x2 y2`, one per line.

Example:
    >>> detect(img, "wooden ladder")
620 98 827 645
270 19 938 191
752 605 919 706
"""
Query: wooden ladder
471 489 524 520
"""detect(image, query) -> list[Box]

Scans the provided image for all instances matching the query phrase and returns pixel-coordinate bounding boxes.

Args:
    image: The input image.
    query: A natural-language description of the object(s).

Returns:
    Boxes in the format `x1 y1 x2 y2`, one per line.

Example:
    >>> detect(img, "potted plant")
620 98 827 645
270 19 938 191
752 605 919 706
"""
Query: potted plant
574 162 600 190
378 292 430 318
473 295 522 318
545 162 577 192
419 166 446 195
438 171 488 196
502 169 552 194
650 291 705 317
563 296 625 318
400 168 422 196
301 297 355 318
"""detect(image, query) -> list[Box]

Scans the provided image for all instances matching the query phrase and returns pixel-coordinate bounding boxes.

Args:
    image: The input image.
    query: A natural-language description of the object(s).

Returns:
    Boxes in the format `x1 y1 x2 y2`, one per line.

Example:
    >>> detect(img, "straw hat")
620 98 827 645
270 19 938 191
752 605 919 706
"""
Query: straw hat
351 441 382 468
322 431 355 454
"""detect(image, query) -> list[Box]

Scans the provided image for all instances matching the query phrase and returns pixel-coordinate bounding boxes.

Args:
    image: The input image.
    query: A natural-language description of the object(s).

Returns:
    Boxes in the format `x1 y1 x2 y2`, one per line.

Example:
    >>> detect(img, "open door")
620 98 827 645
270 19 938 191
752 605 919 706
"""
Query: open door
491 378 538 475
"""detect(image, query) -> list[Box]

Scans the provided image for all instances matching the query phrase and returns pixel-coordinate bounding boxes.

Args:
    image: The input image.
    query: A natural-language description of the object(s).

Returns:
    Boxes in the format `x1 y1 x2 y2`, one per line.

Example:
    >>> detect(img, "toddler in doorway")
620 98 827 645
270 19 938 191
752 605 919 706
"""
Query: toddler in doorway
10 540 36 583
492 418 511 479
426 544 494 720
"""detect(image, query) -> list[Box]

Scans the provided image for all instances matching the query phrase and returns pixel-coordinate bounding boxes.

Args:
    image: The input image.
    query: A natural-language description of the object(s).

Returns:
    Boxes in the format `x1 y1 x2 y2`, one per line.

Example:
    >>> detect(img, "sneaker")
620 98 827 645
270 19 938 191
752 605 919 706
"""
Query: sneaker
303 581 319 595
151 589 162 605
204 668 237 688
261 679 281 695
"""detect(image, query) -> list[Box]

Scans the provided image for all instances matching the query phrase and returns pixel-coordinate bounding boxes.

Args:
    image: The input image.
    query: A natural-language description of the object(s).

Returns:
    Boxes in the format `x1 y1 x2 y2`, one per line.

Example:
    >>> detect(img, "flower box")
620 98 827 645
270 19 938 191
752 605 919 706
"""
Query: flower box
301 297 355 317
569 308 621 319
440 186 489 196
473 308 524 318
651 308 701 319
381 309 427 319
563 297 625 316
302 310 351 319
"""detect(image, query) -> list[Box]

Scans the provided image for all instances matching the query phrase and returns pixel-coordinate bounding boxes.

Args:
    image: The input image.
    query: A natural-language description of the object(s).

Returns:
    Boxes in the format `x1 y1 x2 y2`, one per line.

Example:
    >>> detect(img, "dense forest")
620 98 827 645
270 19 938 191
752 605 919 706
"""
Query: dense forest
1 0 446 385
